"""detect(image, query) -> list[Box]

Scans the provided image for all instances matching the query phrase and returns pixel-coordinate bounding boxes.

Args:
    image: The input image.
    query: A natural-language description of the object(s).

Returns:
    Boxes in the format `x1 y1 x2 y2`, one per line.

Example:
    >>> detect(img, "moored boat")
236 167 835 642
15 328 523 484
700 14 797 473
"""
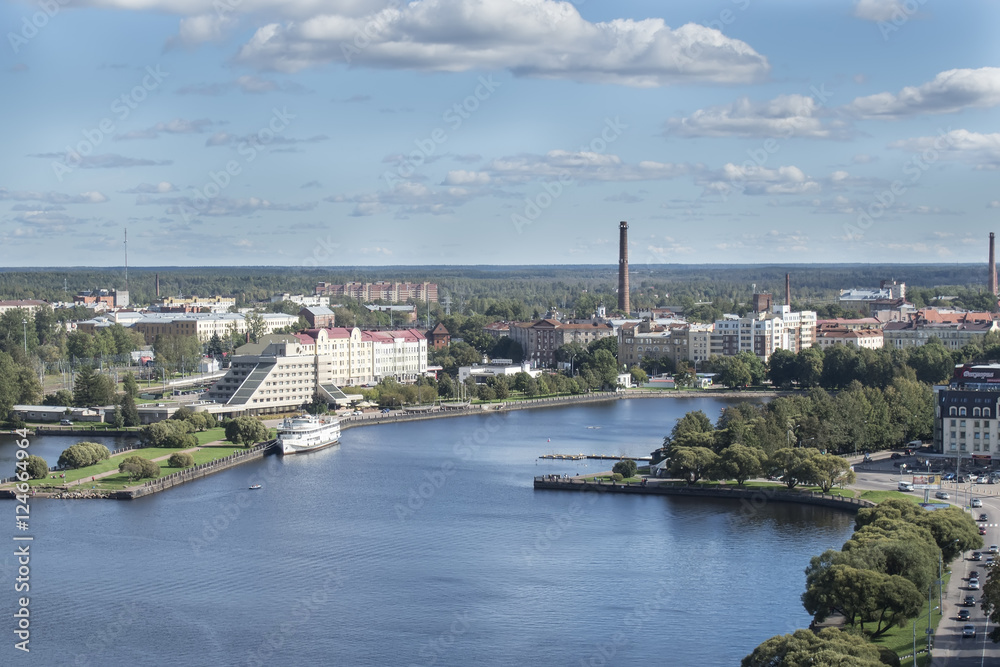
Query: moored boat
277 414 341 455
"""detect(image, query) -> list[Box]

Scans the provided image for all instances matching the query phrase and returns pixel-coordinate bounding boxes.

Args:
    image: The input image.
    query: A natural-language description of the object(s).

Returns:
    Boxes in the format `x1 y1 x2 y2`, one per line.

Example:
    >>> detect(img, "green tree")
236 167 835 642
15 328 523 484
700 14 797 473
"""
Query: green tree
119 392 141 427
119 455 159 481
715 444 766 486
225 416 269 446
153 334 203 374
719 357 752 389
668 447 718 484
43 389 75 407
167 452 194 468
26 455 48 479
244 311 267 343
795 347 824 387
812 453 856 492
982 561 1000 643
57 442 111 469
628 365 648 385
907 339 954 384
767 348 798 387
769 448 820 490
122 371 139 399
742 628 883 667
73 366 117 407
612 459 637 479
140 420 197 448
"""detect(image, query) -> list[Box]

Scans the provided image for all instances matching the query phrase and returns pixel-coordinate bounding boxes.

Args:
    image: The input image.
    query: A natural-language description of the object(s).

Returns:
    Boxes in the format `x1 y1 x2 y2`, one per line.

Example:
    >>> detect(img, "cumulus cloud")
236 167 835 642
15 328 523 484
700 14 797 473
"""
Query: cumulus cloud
853 0 908 21
666 94 842 138
136 194 316 217
484 150 690 183
30 153 172 169
120 182 177 194
233 0 769 86
327 181 477 217
443 170 491 186
701 163 820 196
205 132 328 147
846 67 1000 118
889 129 1000 169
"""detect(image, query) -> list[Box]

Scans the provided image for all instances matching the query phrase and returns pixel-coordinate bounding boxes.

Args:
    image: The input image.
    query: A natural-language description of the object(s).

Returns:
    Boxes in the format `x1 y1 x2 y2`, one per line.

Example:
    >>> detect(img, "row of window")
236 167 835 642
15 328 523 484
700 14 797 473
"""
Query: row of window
948 407 993 417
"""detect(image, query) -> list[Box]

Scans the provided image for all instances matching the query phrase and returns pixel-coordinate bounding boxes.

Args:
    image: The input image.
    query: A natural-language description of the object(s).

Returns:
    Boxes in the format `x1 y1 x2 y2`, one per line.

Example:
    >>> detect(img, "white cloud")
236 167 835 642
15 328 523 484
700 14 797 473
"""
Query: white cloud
121 182 177 194
989 201 1000 208
846 67 1000 118
233 0 769 86
443 170 491 186
666 94 839 138
889 129 1000 169
703 163 820 196
116 118 214 140
175 14 234 45
485 150 690 183
0 188 107 204
853 0 907 22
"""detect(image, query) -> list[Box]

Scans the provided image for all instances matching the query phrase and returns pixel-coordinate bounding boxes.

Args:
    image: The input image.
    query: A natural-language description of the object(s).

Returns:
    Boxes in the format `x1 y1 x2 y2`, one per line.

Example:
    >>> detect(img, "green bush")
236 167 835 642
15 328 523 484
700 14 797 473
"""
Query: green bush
612 459 638 479
26 456 48 479
167 452 194 468
611 472 624 482
118 456 159 481
57 442 111 469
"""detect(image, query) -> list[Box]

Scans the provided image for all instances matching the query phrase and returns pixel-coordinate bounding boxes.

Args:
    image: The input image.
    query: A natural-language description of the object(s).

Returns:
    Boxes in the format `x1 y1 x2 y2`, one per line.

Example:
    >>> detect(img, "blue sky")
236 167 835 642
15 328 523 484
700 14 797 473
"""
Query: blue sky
1 0 998 267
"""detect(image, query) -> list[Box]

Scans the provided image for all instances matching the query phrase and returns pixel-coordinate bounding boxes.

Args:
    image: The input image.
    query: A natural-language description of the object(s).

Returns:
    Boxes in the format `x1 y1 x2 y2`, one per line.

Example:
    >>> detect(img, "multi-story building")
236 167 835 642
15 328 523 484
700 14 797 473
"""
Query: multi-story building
0 299 48 315
74 289 129 310
271 293 331 308
207 327 427 414
883 309 999 350
709 306 817 362
155 295 236 313
482 322 511 339
935 363 1000 465
132 312 298 343
815 328 884 350
314 281 438 303
508 319 615 367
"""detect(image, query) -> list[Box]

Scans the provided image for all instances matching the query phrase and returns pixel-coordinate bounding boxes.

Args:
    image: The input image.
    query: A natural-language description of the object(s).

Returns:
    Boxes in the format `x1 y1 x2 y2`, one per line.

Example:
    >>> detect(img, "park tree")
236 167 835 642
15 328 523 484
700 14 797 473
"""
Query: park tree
718 357 752 389
119 392 141 427
628 365 648 386
26 455 48 479
225 416 269 446
982 563 1000 643
140 420 197 448
244 311 267 343
915 505 983 563
57 442 111 469
73 366 117 407
612 459 637 479
715 444 766 486
802 561 923 637
167 452 194 468
122 371 139 399
734 351 767 385
907 339 954 384
795 347 824 387
662 410 716 451
811 453 856 493
742 627 885 667
43 389 76 407
769 448 820 490
668 447 718 484
153 334 203 374
767 349 797 387
118 455 160 481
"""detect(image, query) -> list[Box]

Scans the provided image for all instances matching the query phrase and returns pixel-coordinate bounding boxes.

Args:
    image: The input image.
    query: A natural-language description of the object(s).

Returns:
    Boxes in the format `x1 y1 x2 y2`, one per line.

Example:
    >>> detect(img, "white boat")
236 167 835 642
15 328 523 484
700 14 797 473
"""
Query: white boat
277 414 341 455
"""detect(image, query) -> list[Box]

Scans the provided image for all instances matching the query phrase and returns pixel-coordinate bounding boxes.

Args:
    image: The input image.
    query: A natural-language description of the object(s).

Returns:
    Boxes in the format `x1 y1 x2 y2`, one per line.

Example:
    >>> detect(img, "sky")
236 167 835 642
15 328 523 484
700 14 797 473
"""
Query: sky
1 0 998 267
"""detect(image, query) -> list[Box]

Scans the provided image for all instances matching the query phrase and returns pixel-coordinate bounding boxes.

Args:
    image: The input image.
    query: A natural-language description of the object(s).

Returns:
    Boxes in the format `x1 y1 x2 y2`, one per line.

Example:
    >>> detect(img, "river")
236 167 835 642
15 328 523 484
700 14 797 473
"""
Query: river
0 397 854 666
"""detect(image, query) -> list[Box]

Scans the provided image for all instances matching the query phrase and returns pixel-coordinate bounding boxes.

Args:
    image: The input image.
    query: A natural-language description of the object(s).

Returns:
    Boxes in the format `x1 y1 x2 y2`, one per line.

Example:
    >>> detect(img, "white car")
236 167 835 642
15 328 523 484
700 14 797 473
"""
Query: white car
972 498 984 508
990 545 999 554
935 491 950 500
970 578 980 590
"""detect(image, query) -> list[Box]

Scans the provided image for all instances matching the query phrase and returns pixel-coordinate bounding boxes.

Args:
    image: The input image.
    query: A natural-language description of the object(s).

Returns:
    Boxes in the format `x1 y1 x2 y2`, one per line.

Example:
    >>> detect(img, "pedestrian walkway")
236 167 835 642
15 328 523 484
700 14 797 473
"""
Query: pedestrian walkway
64 446 203 487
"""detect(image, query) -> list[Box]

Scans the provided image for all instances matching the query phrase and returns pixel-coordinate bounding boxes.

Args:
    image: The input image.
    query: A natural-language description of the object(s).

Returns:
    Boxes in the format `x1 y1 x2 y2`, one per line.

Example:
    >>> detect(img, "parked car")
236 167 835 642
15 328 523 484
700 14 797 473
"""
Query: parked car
352 411 364 416
972 498 983 507
60 418 73 426
958 609 971 621
970 578 980 590
935 491 951 499
965 595 977 606
944 473 957 481
381 408 391 414
979 476 991 484
963 624 977 638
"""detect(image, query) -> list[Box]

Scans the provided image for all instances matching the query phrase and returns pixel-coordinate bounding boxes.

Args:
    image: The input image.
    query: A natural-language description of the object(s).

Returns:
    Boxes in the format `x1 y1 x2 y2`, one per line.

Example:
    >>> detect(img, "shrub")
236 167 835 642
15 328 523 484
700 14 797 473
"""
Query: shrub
612 459 638 479
611 473 624 482
26 456 48 479
118 456 159 480
167 452 194 468
57 442 111 469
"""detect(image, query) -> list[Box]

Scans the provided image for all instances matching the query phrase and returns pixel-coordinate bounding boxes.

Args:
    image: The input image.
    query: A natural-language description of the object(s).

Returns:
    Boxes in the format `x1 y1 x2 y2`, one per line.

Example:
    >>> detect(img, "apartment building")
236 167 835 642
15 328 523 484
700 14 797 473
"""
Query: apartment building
315 281 438 303
883 309 999 350
508 319 615 367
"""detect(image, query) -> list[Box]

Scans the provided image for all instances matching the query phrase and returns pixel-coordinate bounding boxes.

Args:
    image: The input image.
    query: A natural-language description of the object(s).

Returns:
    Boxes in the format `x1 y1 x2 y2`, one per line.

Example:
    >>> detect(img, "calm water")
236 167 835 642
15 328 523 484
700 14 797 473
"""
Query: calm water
1 398 854 666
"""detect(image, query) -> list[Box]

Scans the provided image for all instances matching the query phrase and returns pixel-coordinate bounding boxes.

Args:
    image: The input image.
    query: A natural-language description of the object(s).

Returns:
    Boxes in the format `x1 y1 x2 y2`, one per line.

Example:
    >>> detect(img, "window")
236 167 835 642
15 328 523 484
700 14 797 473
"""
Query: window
950 407 957 416
986 409 993 418
975 408 982 417
960 407 967 416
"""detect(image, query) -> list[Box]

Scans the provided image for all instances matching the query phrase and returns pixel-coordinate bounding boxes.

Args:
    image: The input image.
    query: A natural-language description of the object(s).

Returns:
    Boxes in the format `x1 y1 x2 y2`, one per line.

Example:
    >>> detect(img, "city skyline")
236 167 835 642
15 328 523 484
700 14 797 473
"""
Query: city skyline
1 0 998 266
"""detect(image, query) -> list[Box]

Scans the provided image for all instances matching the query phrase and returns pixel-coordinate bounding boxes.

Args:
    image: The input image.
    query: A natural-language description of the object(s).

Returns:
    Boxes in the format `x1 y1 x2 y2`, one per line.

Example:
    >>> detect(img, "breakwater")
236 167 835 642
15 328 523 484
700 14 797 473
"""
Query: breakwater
121 441 274 499
533 477 875 513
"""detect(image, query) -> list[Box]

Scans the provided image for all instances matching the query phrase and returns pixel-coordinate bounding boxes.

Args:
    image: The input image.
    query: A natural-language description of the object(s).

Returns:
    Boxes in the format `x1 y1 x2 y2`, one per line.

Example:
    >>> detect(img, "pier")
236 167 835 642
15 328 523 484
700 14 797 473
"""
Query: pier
539 454 653 461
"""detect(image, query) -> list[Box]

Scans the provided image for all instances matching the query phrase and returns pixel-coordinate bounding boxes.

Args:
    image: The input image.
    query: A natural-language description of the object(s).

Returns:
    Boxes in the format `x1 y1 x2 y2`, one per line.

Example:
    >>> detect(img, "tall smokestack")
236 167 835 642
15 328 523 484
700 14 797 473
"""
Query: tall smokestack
618 221 630 314
786 273 791 307
991 233 998 296
155 273 160 298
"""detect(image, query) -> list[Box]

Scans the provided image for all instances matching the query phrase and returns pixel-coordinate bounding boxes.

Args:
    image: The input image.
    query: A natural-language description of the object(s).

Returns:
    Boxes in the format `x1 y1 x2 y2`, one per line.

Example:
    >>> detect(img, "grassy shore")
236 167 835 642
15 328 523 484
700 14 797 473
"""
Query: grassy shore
872 571 949 667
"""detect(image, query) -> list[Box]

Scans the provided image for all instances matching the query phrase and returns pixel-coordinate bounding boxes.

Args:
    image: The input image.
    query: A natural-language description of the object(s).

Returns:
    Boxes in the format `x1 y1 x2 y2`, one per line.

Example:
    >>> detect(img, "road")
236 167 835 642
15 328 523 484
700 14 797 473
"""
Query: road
851 454 1000 666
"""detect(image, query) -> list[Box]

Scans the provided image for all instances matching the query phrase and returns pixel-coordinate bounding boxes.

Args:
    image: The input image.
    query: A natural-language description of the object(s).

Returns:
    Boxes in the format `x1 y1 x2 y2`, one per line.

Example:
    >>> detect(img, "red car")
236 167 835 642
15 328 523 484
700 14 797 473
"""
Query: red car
981 527 988 535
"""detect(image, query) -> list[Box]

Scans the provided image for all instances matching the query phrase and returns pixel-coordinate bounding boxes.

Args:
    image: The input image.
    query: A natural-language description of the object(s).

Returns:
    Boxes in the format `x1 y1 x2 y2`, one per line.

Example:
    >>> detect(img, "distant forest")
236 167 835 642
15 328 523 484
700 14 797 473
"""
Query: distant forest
0 264 995 318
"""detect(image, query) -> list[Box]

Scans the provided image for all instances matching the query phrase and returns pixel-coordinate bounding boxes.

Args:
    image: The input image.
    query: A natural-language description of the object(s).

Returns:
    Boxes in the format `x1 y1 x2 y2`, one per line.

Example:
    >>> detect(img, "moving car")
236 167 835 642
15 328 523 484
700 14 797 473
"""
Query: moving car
991 545 999 554
958 609 971 621
944 473 957 481
980 527 988 535
965 595 977 606
970 570 980 580
970 578 980 590
972 552 983 561
972 498 983 507
898 481 914 492
979 514 989 522
935 491 950 499
963 624 977 638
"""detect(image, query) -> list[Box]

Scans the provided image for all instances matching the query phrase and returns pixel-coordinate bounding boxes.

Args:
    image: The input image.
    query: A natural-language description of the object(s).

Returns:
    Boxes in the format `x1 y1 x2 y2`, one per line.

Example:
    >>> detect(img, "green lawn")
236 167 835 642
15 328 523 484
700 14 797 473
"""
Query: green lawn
872 571 949 667
61 445 246 490
194 427 227 445
25 447 192 486
859 490 924 504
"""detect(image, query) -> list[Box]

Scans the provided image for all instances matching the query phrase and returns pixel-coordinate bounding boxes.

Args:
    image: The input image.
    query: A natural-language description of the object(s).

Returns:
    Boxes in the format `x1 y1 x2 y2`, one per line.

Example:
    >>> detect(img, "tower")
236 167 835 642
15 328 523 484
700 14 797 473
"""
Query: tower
617 221 630 314
785 273 791 307
990 233 998 296
155 273 160 298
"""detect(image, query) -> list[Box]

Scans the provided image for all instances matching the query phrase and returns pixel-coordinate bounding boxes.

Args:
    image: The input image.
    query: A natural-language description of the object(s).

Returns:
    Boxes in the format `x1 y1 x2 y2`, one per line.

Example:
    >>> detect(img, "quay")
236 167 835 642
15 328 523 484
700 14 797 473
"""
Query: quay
532 476 875 513
539 454 653 461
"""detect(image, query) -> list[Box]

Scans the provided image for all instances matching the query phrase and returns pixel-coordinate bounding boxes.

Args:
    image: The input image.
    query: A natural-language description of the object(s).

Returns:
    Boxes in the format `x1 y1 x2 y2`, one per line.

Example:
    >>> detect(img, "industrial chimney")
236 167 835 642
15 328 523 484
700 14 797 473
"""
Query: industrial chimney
785 273 791 307
991 233 998 296
618 221 630 314
155 273 160 298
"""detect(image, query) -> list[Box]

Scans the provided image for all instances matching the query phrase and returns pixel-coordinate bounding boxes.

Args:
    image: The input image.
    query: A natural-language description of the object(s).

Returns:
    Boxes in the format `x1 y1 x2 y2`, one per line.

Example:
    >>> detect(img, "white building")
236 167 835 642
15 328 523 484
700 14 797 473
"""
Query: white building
207 327 427 414
271 293 331 307
458 360 541 384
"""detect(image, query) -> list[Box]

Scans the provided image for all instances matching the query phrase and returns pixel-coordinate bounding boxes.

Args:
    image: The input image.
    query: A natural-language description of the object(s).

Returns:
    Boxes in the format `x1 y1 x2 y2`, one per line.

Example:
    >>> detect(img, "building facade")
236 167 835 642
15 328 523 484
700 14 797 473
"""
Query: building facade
508 319 615 367
314 281 438 303
936 364 1000 465
207 327 428 414
883 310 999 350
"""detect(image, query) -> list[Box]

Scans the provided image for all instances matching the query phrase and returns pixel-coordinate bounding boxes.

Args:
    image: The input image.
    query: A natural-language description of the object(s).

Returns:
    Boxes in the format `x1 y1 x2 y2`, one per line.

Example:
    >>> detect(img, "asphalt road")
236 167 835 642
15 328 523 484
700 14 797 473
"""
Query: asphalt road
851 455 1000 666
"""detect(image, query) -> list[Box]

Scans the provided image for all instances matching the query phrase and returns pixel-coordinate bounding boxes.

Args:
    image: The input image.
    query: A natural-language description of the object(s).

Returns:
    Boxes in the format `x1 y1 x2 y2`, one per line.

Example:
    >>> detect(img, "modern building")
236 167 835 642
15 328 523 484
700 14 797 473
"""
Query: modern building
364 304 418 324
206 327 428 414
458 360 541 384
314 281 438 303
155 296 236 313
271 293 331 308
508 319 615 367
